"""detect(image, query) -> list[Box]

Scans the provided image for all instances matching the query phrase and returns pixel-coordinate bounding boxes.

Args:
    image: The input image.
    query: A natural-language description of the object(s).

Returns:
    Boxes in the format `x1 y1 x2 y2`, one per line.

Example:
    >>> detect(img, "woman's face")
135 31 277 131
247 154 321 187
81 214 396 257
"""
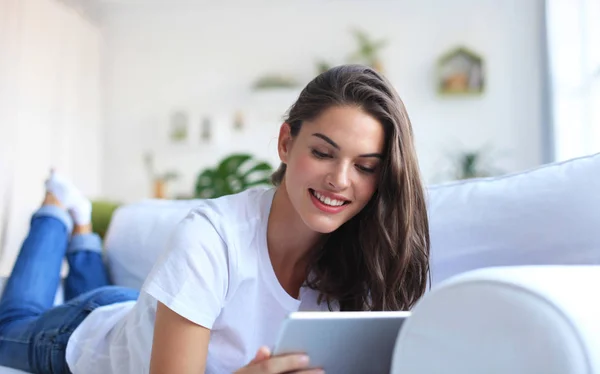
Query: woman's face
278 105 385 234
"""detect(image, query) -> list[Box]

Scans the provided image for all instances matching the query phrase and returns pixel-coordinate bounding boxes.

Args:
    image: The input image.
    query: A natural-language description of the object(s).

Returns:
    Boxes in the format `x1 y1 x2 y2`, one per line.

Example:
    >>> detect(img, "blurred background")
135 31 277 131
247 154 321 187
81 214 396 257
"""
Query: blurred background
0 0 598 275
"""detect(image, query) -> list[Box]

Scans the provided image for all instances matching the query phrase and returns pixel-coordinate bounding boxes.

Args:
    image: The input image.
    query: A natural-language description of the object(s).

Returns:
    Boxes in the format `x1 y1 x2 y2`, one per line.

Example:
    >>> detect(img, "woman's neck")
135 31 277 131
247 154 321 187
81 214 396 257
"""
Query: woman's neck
267 183 324 295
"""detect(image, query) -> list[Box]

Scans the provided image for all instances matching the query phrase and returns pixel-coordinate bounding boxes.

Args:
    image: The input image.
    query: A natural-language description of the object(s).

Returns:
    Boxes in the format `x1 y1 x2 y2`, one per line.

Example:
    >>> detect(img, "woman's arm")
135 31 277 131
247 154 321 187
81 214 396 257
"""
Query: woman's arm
149 301 211 374
149 302 321 374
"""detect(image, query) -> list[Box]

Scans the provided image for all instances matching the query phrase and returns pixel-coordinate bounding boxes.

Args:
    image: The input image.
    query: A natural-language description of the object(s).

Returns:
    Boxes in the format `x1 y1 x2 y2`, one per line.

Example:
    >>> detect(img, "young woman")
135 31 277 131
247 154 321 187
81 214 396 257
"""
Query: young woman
0 64 430 374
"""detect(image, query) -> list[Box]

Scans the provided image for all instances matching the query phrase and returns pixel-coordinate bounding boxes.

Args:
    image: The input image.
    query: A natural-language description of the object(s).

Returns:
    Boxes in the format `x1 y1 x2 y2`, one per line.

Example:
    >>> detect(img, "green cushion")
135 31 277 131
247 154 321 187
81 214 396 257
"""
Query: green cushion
91 200 121 239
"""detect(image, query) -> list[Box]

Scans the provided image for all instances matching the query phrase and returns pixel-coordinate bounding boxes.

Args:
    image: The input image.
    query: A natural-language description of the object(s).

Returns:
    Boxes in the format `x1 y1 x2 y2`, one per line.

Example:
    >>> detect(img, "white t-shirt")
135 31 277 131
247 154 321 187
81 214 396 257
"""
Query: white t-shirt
65 187 332 374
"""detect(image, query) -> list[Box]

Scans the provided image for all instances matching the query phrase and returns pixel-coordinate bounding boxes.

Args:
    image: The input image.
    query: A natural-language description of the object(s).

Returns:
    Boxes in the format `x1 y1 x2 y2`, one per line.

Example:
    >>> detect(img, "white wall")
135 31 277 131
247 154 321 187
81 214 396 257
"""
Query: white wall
0 0 103 275
100 0 545 202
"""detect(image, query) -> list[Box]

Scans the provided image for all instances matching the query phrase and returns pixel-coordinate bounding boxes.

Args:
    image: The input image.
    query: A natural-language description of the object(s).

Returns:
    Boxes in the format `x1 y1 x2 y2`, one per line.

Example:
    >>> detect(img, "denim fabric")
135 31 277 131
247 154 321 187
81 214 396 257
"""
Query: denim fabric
0 206 138 373
64 233 110 302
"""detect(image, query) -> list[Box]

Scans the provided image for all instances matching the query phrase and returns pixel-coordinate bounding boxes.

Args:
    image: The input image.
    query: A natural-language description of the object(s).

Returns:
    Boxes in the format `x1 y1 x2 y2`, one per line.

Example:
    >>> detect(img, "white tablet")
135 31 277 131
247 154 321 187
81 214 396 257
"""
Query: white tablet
272 311 410 374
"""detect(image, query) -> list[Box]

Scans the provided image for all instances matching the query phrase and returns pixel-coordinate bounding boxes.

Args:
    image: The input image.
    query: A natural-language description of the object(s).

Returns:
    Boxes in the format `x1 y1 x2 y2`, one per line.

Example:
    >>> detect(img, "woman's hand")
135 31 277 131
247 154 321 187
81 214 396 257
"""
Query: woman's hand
235 346 324 374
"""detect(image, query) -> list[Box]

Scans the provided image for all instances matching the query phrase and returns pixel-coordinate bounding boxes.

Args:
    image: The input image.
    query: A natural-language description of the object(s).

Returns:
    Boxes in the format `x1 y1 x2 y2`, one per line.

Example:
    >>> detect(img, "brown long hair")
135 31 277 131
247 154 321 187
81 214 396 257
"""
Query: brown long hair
271 64 430 311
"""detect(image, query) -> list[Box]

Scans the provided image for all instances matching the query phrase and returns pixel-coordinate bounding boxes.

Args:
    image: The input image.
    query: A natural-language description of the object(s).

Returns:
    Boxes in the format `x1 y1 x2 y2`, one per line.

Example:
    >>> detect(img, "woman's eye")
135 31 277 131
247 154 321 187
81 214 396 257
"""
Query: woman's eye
356 165 376 174
312 149 331 158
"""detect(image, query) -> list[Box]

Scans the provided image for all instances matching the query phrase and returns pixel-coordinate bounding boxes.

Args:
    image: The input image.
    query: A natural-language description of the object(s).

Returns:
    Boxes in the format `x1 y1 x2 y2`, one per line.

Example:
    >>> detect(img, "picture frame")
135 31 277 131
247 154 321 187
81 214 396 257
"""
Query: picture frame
169 110 189 143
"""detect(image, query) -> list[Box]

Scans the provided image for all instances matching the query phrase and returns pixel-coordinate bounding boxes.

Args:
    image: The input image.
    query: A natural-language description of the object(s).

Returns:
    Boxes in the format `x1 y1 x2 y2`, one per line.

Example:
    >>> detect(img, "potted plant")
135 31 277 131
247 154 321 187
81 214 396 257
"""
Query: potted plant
348 28 388 73
143 152 179 199
195 153 273 198
448 147 503 180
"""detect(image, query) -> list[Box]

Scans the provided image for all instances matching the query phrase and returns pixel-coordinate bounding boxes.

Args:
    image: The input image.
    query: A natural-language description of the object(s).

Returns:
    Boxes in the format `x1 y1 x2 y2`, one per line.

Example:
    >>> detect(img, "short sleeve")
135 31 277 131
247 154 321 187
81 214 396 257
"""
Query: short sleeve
142 208 230 329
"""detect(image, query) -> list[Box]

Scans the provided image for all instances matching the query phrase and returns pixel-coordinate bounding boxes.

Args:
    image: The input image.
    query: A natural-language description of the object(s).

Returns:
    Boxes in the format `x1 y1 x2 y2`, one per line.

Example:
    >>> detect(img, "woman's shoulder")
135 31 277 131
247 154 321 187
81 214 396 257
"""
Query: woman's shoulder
166 186 274 256
149 186 275 299
189 186 275 229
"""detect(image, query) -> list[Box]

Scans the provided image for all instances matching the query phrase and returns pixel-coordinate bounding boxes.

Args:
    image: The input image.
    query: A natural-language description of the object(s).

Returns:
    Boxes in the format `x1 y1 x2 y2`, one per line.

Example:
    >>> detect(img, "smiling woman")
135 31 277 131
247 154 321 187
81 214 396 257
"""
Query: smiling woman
0 64 430 374
276 106 384 234
271 66 430 312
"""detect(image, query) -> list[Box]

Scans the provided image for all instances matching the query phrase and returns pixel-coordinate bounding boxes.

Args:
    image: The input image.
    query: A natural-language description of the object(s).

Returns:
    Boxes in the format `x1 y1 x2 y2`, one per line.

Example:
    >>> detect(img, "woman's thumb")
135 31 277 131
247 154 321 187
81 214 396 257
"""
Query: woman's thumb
250 346 271 364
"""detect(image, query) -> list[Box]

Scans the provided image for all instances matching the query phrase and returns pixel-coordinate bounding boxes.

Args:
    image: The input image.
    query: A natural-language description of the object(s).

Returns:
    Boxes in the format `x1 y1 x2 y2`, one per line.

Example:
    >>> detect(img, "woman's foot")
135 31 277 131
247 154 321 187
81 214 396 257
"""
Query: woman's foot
44 170 92 230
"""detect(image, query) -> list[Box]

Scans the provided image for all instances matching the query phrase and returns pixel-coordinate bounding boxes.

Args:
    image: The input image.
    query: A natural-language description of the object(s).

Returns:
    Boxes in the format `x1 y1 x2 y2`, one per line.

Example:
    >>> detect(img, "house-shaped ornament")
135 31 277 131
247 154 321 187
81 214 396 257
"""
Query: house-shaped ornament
437 46 485 96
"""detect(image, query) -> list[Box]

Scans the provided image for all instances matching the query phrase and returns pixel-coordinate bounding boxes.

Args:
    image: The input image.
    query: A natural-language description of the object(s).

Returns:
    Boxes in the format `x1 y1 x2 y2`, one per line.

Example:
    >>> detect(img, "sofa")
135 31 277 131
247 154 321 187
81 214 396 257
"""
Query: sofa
1 152 599 373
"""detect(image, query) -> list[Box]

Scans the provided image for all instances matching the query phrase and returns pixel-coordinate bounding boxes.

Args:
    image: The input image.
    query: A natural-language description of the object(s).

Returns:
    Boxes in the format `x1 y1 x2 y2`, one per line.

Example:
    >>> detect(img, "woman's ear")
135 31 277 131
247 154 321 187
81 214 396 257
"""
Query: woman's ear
277 123 293 164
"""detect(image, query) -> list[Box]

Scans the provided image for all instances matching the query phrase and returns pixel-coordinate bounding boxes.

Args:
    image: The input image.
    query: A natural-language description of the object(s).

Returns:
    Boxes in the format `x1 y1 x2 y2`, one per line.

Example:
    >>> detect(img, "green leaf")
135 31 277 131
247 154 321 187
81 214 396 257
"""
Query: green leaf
194 154 274 199
241 162 272 178
217 154 252 176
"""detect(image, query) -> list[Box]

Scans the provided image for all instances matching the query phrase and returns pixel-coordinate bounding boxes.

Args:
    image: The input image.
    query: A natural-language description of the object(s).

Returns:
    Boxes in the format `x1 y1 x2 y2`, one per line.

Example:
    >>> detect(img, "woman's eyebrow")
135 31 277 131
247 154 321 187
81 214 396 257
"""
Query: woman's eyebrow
359 153 383 159
312 133 382 158
312 133 339 149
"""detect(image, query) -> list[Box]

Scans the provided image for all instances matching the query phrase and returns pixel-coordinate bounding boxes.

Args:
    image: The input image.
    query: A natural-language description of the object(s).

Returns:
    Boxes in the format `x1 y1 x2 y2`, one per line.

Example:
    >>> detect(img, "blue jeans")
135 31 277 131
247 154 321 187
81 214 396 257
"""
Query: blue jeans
0 206 139 373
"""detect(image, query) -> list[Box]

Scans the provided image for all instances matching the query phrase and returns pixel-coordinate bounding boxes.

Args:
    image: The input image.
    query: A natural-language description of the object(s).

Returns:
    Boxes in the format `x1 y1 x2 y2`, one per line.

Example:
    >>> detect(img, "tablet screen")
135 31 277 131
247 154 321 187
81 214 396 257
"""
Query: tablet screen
273 311 410 374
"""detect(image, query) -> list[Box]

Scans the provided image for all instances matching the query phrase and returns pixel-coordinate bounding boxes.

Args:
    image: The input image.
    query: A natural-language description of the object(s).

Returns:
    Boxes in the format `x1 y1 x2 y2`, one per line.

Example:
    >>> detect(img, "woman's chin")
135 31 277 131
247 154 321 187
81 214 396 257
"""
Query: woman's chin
303 214 346 234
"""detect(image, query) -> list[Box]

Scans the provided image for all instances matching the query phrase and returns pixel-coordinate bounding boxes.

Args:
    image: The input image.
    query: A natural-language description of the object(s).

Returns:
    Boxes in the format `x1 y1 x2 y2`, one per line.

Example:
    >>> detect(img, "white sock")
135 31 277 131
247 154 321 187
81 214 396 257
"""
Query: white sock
45 171 92 226
45 172 75 207
69 199 92 226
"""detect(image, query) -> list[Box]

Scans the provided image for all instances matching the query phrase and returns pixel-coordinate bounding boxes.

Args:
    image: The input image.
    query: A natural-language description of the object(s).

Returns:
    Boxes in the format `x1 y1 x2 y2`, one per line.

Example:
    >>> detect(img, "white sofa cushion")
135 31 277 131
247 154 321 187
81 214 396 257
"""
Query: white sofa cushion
391 265 600 373
426 152 600 286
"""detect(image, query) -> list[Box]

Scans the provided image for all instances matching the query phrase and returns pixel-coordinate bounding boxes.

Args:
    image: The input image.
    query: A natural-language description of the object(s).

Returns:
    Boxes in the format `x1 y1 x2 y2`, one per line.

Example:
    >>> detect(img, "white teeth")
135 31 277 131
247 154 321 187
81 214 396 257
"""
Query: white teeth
313 190 345 207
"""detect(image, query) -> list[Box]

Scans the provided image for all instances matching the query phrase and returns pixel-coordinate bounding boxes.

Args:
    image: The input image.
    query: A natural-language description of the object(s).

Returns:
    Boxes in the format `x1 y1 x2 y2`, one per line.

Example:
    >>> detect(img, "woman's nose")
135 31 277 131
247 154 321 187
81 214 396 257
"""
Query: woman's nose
327 163 350 190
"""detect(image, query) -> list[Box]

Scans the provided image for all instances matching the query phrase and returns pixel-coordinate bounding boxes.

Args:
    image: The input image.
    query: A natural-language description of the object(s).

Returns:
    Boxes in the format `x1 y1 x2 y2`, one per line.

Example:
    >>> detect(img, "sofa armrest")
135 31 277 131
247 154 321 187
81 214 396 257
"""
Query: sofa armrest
391 265 600 374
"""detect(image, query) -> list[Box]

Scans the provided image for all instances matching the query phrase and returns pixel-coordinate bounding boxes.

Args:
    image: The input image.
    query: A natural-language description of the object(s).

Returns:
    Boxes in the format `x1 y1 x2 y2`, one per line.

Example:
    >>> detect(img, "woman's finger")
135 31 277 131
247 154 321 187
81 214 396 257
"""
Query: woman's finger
253 354 310 373
249 346 271 364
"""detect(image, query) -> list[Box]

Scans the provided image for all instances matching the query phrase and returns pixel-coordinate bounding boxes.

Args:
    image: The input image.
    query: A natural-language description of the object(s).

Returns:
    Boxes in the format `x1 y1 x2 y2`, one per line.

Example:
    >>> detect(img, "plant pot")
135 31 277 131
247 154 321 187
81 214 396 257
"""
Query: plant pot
153 179 167 199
